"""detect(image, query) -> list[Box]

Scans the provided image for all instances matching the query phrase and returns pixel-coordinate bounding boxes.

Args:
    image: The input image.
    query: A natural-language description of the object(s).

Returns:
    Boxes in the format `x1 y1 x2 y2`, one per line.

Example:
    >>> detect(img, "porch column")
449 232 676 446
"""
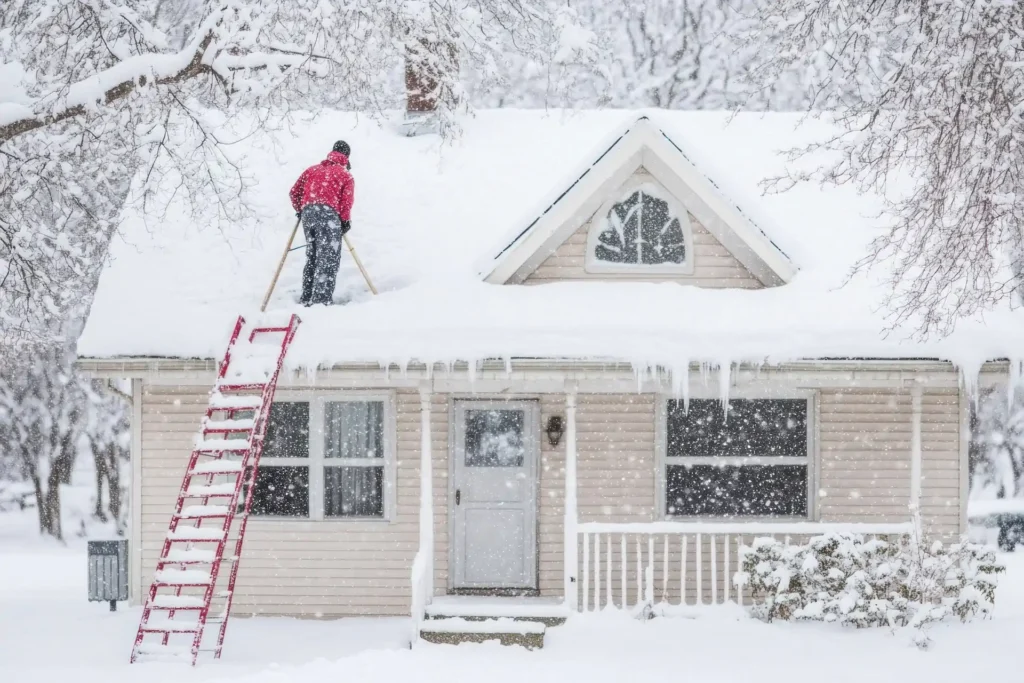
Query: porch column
910 384 923 531
564 387 579 611
419 386 433 599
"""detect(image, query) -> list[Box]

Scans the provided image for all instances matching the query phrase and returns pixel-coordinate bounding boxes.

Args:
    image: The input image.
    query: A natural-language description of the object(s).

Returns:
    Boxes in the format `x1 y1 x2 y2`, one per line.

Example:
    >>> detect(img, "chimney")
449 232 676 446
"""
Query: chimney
402 34 457 135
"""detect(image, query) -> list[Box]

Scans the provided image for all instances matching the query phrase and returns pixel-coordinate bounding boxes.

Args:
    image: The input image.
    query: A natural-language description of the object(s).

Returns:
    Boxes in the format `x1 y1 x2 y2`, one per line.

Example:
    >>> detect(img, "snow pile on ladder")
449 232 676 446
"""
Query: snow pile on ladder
130 314 300 665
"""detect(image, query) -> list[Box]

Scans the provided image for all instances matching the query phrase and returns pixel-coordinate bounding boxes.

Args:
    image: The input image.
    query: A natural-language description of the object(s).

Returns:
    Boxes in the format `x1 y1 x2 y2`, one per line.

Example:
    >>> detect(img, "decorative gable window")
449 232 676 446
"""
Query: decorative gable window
586 182 693 274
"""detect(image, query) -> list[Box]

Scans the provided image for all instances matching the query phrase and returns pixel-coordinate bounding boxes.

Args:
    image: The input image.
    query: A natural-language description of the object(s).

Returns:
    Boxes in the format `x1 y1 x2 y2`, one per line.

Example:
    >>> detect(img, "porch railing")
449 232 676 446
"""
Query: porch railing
576 521 914 613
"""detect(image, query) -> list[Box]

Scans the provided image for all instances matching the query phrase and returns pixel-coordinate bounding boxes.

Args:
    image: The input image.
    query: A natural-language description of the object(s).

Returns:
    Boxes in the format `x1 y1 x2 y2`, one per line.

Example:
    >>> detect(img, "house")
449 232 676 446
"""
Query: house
77 108 1021 640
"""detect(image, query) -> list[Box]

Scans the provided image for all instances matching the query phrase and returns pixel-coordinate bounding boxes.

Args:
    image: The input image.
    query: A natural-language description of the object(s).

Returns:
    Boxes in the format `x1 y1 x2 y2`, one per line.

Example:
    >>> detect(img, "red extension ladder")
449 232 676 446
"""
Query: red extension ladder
130 314 300 664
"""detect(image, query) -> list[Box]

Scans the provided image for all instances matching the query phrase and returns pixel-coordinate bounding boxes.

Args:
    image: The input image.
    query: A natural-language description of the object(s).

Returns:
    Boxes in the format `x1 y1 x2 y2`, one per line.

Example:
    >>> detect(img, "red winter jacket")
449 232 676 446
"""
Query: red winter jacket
289 151 355 221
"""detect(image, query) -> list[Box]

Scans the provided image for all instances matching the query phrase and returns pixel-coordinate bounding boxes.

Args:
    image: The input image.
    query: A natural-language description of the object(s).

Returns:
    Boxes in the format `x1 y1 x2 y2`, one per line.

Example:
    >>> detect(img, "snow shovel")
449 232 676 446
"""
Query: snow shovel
260 219 378 311
260 217 301 312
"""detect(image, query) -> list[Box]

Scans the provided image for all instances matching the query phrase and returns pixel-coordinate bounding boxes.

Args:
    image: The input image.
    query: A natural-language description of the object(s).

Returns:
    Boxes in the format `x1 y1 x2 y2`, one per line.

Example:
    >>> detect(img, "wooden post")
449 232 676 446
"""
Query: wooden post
419 386 433 603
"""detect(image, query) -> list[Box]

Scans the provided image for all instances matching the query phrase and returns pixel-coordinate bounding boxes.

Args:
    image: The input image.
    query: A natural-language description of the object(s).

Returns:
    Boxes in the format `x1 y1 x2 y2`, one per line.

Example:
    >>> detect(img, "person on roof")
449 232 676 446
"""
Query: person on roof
289 141 355 306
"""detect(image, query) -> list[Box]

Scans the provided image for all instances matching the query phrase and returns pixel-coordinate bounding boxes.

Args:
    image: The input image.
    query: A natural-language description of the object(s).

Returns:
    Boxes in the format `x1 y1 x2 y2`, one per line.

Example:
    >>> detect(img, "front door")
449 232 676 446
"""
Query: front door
452 401 539 590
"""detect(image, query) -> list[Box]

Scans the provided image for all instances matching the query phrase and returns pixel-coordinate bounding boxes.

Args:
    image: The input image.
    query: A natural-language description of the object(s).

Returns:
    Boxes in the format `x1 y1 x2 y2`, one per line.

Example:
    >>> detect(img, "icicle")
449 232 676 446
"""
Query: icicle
504 355 512 376
467 358 477 388
718 361 732 417
959 360 982 408
1009 358 1023 410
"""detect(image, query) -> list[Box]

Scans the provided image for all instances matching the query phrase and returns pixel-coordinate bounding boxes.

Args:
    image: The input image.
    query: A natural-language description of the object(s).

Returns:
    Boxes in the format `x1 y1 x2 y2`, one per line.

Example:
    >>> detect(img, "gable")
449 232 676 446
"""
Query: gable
483 117 797 287
520 168 762 288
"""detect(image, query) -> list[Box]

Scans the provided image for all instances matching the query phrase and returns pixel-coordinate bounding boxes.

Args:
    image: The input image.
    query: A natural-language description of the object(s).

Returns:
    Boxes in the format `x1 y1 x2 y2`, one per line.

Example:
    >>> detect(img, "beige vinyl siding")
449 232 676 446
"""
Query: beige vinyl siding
818 388 960 537
522 169 762 288
137 376 966 616
140 385 437 617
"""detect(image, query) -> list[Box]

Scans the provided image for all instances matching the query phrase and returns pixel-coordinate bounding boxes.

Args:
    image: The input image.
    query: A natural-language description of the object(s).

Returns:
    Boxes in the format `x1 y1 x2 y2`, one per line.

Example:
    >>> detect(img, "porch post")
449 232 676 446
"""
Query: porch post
419 386 434 599
910 384 923 532
564 386 579 611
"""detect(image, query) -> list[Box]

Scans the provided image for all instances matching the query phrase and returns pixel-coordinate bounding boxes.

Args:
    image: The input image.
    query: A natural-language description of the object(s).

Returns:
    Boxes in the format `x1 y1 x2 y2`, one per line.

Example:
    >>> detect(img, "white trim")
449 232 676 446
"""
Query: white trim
656 393 817 521
577 521 914 535
583 178 695 275
130 378 143 605
959 385 971 535
563 386 579 610
418 386 434 602
910 385 923 513
252 390 397 522
483 117 797 287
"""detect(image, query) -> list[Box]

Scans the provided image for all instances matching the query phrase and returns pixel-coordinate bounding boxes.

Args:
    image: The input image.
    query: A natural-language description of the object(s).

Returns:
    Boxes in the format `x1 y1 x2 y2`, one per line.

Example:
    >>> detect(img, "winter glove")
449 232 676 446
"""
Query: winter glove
340 220 351 235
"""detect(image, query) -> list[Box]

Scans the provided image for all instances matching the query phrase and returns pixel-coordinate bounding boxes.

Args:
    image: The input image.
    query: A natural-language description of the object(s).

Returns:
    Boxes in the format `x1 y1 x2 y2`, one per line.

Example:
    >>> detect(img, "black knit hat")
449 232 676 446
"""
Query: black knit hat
332 140 350 156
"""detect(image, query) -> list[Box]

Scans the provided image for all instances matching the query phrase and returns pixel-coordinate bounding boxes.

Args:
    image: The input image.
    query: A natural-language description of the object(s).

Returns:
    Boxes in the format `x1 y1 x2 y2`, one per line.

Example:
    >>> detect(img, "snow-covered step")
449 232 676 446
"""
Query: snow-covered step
151 595 205 609
426 596 570 621
203 418 255 432
164 548 216 563
194 439 250 453
191 459 245 475
419 617 546 649
209 393 262 410
154 568 212 586
167 526 226 541
184 483 237 497
177 504 230 518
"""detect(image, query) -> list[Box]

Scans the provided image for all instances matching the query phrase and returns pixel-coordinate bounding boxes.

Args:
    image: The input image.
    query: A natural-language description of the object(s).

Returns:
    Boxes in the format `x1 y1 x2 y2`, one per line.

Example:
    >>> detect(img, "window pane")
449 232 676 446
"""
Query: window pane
324 467 383 517
667 399 806 458
324 401 384 459
264 402 309 458
249 466 309 517
594 190 686 266
666 464 807 517
465 409 524 467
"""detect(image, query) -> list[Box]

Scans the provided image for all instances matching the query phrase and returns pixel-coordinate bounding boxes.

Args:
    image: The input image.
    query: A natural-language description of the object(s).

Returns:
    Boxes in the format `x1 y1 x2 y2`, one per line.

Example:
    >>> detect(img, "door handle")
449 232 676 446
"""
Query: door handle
455 489 461 505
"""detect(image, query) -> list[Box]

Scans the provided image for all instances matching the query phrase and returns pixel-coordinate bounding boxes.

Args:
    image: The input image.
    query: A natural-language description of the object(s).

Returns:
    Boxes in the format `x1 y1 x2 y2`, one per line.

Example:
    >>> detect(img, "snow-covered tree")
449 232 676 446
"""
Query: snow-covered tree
0 1 594 342
747 0 1024 335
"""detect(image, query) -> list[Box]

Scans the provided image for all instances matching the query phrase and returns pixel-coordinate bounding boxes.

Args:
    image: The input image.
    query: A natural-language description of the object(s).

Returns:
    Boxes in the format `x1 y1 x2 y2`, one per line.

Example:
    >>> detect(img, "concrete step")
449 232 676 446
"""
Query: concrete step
419 617 546 649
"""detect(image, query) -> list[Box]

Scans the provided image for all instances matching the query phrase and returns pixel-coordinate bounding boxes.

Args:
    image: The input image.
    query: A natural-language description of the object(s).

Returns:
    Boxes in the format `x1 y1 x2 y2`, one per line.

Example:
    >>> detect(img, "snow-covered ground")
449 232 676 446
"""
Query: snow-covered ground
2 500 1022 683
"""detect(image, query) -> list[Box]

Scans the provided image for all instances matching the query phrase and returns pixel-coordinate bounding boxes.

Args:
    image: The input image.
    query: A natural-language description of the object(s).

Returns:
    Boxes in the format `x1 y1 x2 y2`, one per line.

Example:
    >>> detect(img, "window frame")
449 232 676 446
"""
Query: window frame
655 391 818 521
585 177 695 276
255 390 397 522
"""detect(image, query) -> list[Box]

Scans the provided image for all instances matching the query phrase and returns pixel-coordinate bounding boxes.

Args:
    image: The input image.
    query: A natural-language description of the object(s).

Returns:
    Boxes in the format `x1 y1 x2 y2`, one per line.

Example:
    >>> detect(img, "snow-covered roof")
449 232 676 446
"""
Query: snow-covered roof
78 109 1024 371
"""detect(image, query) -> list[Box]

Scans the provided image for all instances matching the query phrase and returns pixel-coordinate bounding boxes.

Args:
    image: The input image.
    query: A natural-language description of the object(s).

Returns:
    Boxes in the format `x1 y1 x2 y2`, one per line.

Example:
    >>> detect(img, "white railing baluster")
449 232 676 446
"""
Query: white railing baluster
620 534 627 608
606 534 612 608
582 531 590 612
574 522 913 613
723 533 730 603
662 535 669 604
696 533 703 605
710 535 718 604
680 535 688 606
635 538 642 608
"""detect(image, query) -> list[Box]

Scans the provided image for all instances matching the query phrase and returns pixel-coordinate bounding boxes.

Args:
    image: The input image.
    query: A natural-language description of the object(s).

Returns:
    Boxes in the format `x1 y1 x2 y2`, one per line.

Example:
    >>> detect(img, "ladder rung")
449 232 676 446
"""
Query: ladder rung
176 504 230 519
190 459 245 474
194 439 251 453
184 483 238 497
216 383 267 392
209 393 262 410
155 568 212 586
251 326 291 334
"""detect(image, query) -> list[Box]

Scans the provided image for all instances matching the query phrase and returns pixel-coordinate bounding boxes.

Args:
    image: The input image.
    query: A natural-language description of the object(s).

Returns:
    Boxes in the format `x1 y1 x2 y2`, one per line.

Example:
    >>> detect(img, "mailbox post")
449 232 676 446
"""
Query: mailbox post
87 540 128 611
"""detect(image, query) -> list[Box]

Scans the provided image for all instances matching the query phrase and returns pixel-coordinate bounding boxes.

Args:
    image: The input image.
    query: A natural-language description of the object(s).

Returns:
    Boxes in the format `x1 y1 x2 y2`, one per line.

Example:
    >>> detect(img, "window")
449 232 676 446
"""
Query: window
250 396 392 519
587 182 692 273
663 398 810 518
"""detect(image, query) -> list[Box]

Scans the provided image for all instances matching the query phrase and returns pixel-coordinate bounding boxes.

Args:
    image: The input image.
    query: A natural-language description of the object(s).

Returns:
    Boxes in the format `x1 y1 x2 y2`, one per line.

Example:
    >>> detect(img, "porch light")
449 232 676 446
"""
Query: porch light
545 415 565 447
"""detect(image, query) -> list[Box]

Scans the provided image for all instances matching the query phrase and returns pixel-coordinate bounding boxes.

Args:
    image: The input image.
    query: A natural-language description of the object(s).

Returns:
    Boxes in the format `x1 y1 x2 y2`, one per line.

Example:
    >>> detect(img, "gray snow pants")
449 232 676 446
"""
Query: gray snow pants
300 204 343 305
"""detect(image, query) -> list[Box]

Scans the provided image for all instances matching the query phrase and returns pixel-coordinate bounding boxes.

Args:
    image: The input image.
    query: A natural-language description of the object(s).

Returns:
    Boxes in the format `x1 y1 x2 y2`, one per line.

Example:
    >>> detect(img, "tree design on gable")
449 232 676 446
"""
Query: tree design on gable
594 188 687 266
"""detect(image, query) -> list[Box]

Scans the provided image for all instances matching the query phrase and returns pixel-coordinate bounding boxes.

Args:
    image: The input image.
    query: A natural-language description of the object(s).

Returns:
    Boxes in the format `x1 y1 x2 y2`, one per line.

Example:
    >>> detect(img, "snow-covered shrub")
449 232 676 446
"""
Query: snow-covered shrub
736 533 1003 630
